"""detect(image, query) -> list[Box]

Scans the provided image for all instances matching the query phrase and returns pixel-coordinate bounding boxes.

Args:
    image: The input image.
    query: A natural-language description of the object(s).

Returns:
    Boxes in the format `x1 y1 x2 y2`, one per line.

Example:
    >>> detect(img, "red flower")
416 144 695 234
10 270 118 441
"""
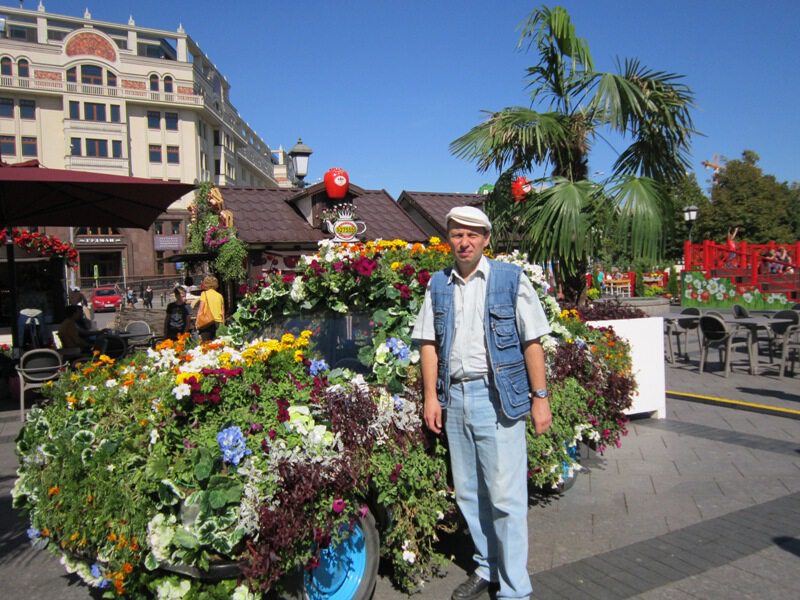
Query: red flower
352 256 377 277
282 272 296 284
417 269 431 288
332 498 346 514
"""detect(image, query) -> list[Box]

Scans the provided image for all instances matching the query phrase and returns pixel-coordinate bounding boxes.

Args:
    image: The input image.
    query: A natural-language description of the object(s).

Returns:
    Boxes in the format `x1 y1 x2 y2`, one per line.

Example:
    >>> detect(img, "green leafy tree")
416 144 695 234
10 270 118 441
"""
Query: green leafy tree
694 150 797 244
663 173 709 260
450 5 695 302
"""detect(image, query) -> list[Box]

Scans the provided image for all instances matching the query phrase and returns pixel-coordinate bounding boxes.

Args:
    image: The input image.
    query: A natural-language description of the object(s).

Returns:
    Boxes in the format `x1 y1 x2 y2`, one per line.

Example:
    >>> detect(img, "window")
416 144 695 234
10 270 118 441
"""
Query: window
165 112 178 130
112 140 122 159
0 98 13 118
106 71 117 88
21 136 37 157
166 145 180 164
66 67 77 83
0 57 11 76
149 74 159 92
149 144 162 163
70 137 81 156
171 221 181 235
0 135 15 156
19 99 35 120
110 105 120 123
156 251 165 275
69 101 80 120
214 159 221 175
163 76 173 93
84 102 106 122
213 130 220 146
154 221 164 235
86 139 108 157
17 59 29 78
147 111 160 129
81 65 103 85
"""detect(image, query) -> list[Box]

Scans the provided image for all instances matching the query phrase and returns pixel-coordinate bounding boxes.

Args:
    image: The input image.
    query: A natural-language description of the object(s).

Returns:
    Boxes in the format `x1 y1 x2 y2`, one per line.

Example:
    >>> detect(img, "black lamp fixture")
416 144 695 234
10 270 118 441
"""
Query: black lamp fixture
683 204 698 243
288 138 313 186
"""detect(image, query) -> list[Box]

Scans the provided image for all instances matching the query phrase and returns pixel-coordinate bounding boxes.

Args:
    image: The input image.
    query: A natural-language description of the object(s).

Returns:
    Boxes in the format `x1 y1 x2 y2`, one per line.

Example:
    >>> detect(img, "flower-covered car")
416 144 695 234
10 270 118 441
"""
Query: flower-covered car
14 238 636 600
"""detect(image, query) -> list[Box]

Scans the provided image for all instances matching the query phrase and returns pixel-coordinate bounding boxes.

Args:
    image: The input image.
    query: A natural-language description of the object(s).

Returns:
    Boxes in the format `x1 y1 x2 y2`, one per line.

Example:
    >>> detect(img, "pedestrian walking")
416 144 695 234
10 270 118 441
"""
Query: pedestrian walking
143 285 154 309
412 206 552 600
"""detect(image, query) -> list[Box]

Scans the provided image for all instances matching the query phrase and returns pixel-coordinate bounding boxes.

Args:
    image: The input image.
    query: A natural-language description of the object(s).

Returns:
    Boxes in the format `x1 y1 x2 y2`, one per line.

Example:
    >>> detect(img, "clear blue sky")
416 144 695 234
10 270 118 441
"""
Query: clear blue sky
20 0 800 197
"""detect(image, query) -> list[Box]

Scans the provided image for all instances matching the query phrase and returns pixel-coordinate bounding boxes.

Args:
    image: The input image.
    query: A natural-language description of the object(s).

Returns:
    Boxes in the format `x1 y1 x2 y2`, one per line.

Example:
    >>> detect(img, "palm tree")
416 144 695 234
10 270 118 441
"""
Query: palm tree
450 5 695 302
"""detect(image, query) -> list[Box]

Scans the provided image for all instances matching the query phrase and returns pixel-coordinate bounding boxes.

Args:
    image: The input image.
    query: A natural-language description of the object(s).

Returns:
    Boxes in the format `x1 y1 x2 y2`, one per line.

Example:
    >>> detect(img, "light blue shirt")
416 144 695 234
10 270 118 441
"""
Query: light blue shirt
412 256 551 380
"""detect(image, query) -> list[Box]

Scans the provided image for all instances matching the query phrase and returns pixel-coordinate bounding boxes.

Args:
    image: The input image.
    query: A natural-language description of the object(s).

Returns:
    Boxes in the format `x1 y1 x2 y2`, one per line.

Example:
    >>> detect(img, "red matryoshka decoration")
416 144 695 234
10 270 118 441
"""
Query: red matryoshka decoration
511 176 532 202
324 168 350 199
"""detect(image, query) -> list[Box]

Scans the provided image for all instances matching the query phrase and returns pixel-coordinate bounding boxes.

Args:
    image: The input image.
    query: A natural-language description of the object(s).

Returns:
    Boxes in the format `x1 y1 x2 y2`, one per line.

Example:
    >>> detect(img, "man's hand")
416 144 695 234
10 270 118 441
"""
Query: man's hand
424 397 443 434
531 397 552 435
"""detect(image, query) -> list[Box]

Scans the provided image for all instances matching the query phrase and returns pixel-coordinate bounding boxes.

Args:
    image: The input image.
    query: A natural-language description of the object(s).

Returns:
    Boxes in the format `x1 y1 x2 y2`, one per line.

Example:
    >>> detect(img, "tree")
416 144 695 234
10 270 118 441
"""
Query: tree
663 173 709 260
450 5 695 302
693 150 797 244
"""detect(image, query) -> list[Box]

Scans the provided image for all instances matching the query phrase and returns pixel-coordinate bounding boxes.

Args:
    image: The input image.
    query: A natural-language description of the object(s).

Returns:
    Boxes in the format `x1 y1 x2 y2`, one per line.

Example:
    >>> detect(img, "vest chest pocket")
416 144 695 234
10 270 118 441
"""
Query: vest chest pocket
433 308 448 337
489 304 518 349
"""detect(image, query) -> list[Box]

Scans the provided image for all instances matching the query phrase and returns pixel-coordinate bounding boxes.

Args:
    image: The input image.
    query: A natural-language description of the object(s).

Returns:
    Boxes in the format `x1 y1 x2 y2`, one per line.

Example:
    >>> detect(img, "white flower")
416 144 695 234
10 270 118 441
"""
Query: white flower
290 276 305 302
742 292 753 303
402 549 416 564
149 429 159 446
715 292 725 301
147 513 177 562
104 379 118 388
232 584 260 600
106 464 115 472
172 383 191 400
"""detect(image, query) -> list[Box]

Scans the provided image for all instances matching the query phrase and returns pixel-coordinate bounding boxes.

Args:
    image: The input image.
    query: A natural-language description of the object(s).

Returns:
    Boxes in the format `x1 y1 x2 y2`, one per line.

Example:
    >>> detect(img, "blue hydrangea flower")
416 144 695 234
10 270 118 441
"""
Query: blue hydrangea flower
216 426 252 466
309 359 329 376
392 394 404 410
386 337 400 353
396 345 410 361
90 563 110 587
26 527 40 540
575 338 586 349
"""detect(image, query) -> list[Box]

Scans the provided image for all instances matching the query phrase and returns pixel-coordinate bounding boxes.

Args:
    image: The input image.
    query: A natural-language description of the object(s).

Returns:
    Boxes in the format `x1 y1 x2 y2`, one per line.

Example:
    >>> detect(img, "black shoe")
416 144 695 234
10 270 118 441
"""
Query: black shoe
451 572 496 600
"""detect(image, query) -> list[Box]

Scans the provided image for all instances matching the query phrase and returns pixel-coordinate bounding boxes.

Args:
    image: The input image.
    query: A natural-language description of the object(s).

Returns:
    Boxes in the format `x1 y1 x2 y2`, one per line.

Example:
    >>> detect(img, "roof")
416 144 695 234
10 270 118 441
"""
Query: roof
397 191 486 236
220 185 428 246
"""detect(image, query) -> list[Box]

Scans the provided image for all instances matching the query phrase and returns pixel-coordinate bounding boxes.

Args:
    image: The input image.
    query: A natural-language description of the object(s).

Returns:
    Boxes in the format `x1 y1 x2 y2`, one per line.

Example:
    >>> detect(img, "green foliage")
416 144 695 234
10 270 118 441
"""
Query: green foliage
586 287 601 300
451 5 695 303
634 269 645 297
667 266 680 297
695 151 797 244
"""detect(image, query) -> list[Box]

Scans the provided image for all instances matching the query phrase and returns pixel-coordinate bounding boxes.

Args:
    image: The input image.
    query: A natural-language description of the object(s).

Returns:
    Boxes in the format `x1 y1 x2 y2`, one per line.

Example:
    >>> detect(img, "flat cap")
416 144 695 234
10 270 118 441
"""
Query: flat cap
446 205 492 232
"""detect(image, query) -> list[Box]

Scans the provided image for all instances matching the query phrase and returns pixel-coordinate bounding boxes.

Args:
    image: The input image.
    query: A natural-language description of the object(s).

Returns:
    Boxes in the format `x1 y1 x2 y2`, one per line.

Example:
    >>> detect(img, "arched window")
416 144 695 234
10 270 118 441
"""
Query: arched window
149 74 159 92
106 70 117 88
66 66 77 83
81 65 102 85
17 59 29 78
163 76 173 93
0 57 12 76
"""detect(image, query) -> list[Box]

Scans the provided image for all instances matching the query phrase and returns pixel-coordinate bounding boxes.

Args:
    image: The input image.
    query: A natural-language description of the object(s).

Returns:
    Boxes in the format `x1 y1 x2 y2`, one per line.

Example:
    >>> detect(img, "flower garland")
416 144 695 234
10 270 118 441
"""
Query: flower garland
0 227 79 268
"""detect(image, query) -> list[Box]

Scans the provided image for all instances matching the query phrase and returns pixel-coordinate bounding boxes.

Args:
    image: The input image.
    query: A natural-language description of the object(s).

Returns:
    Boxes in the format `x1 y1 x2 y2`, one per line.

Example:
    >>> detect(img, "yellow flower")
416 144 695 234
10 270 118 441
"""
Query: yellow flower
66 395 78 407
429 236 441 245
281 333 296 345
175 371 203 385
390 261 402 270
300 330 313 339
98 354 115 366
294 350 304 363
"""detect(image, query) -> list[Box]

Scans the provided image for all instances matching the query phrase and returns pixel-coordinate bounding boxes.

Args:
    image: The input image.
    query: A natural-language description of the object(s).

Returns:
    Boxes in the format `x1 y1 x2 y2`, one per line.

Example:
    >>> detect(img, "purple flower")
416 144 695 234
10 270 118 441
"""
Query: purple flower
309 359 329 376
217 426 252 465
332 498 346 514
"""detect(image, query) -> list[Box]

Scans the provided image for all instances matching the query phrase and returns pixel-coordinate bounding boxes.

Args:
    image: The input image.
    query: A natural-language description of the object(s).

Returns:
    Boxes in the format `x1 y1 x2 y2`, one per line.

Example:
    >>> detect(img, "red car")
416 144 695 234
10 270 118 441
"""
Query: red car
91 286 123 312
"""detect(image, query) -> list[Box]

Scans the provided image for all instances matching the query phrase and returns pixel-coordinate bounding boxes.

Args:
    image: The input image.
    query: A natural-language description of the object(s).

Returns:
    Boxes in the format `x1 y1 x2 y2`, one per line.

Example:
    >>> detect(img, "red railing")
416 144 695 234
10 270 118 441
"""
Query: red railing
683 239 800 301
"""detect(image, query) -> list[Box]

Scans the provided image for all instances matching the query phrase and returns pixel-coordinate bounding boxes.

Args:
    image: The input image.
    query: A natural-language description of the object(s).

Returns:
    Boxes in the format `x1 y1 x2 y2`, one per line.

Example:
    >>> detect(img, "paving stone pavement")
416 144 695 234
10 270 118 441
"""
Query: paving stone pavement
1 334 799 599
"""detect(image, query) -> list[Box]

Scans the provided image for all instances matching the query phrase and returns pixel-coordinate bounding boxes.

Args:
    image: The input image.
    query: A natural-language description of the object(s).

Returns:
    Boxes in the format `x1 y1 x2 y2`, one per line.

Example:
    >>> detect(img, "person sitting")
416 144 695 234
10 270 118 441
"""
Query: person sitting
776 247 794 274
57 305 94 358
164 288 192 340
761 248 778 274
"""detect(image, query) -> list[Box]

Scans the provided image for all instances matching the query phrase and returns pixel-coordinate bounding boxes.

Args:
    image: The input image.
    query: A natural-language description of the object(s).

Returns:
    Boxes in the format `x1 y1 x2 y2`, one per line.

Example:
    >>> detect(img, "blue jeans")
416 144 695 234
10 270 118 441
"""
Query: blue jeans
444 377 532 599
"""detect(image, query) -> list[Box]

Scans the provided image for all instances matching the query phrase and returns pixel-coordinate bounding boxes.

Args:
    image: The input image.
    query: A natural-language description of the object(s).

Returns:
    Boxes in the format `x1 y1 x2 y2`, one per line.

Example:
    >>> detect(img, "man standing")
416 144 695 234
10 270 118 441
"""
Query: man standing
412 206 552 600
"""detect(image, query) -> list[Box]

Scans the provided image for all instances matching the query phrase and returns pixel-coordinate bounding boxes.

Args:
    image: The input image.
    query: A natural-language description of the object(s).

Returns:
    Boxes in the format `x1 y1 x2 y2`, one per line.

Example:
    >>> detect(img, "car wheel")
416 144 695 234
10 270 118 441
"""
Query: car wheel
300 509 379 600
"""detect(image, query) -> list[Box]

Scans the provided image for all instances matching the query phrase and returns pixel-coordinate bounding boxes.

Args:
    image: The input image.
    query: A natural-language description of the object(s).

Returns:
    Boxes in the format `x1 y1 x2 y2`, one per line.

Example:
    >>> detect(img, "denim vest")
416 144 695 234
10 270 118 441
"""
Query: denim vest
430 259 531 420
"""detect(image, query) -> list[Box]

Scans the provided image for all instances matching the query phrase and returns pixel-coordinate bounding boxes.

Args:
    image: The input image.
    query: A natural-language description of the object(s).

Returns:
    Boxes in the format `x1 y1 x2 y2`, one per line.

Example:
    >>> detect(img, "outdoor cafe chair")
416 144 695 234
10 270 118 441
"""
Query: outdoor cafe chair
665 307 701 362
767 310 800 378
15 348 67 421
94 334 129 360
698 315 753 377
124 320 156 350
732 304 751 319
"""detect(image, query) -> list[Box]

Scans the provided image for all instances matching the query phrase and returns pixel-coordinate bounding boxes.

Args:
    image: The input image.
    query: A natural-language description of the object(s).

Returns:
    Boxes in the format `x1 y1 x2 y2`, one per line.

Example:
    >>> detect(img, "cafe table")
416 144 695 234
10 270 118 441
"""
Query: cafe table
725 316 794 375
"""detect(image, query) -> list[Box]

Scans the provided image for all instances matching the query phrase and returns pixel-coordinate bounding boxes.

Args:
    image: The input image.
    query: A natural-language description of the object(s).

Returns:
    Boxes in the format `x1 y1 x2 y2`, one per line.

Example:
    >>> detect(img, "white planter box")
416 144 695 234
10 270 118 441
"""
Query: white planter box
587 317 666 419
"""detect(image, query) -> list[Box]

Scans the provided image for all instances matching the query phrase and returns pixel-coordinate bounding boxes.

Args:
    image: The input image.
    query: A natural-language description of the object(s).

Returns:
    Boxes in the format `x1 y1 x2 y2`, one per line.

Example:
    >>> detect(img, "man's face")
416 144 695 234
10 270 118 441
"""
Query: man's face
447 224 490 276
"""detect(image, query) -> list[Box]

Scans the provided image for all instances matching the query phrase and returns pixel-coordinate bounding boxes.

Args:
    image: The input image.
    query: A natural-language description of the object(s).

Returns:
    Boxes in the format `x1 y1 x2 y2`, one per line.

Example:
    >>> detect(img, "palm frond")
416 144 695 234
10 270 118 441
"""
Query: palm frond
606 175 667 259
449 108 570 173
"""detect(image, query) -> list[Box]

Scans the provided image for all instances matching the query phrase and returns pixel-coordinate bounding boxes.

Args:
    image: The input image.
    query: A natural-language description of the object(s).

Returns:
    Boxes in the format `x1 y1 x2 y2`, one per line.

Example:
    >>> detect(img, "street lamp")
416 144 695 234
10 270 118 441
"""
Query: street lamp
683 204 698 243
288 138 313 186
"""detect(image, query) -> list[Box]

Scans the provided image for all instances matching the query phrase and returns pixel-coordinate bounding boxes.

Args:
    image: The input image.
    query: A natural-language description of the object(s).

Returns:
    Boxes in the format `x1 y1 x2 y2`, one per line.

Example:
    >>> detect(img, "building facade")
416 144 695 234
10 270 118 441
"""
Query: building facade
0 2 299 286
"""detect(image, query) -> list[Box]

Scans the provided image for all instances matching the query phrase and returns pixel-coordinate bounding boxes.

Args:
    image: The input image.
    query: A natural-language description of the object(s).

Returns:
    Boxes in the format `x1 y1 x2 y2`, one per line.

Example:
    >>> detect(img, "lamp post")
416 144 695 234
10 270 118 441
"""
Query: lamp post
683 204 698 243
288 138 313 187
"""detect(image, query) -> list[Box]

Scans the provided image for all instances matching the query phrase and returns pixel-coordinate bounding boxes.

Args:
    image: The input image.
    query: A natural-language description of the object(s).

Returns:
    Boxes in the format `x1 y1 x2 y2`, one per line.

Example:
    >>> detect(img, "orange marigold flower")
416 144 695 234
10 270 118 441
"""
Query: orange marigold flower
41 527 50 537
48 485 60 497
107 532 117 542
122 562 133 574
70 531 80 541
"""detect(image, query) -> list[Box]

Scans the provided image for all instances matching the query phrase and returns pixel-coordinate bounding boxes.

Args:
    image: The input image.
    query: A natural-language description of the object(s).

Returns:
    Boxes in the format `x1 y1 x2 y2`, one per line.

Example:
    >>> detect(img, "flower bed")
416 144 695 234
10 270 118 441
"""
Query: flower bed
14 239 636 598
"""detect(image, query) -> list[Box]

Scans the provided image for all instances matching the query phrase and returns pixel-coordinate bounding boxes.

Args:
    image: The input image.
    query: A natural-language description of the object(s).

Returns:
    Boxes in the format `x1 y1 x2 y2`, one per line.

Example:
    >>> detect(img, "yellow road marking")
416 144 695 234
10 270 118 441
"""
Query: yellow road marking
667 390 800 416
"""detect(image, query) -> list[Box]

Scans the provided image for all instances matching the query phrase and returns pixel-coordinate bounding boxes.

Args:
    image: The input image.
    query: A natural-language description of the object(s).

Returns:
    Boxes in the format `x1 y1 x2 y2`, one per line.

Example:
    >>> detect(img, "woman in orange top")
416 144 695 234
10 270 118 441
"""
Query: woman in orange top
196 275 224 341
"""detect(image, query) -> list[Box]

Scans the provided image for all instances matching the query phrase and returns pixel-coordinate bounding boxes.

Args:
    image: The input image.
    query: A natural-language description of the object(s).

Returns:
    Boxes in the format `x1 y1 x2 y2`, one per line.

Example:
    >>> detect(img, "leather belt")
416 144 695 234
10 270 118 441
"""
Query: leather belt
450 374 488 384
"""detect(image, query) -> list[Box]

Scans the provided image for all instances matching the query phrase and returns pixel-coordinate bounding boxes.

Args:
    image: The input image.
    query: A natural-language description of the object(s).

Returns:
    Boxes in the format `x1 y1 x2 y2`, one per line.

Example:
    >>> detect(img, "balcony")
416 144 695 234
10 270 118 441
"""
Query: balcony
63 119 127 136
64 156 129 174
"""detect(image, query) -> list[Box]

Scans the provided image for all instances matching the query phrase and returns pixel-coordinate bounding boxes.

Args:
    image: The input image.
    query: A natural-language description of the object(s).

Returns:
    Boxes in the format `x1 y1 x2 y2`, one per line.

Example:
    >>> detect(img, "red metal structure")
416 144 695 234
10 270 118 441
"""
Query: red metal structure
683 239 800 302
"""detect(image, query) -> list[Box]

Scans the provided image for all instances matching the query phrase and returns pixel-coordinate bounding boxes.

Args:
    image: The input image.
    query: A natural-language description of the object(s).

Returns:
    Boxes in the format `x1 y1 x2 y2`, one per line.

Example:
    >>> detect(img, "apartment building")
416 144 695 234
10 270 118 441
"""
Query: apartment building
0 2 299 285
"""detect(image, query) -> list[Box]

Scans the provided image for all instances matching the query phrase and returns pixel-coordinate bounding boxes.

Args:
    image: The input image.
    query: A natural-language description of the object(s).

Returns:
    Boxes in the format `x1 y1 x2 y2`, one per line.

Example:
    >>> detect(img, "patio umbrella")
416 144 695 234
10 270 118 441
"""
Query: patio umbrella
0 160 196 352
0 160 195 228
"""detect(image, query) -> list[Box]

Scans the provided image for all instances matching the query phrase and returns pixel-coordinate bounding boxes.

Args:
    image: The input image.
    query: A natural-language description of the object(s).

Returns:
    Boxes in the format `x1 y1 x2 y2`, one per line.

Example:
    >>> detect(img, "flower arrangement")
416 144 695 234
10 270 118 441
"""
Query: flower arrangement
14 238 635 598
682 271 794 309
0 227 79 268
14 333 453 597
